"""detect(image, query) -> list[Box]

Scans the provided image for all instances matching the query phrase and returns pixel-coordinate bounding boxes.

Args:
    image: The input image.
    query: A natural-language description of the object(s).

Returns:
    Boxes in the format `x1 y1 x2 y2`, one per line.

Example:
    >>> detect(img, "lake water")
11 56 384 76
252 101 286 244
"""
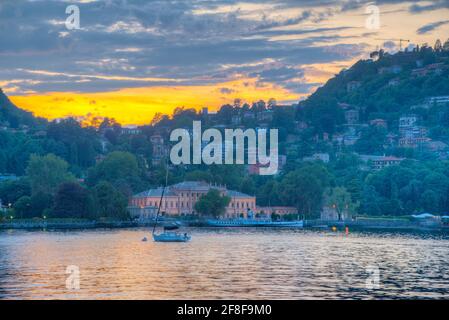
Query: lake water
1 228 449 299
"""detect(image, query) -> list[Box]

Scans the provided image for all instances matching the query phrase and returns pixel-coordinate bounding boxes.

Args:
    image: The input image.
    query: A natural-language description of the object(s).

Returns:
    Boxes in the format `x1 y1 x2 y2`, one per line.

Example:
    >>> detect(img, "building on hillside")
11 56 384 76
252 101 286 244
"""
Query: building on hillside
243 112 256 120
399 115 418 128
426 96 449 106
344 109 360 125
256 110 274 122
346 81 361 93
343 134 359 146
388 78 401 86
121 125 141 135
398 136 431 148
398 115 428 148
294 121 308 132
303 153 330 163
370 118 387 128
359 155 405 170
411 62 445 77
426 140 449 152
128 181 256 219
385 133 398 146
231 115 242 126
247 154 286 175
150 134 168 165
378 65 402 75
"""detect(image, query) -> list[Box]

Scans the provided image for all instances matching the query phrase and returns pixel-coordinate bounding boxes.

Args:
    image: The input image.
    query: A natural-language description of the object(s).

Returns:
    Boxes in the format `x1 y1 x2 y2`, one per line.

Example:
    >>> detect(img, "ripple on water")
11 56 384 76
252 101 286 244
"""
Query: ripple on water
0 228 449 299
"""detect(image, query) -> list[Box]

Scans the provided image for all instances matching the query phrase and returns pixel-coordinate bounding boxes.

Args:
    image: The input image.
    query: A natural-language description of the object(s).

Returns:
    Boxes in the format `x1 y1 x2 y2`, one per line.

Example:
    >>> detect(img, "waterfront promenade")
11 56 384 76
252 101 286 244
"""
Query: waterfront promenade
0 217 447 232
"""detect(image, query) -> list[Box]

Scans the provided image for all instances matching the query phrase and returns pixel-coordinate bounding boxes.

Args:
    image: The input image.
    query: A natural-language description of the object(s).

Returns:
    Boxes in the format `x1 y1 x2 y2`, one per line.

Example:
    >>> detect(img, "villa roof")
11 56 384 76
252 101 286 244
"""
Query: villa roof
133 181 254 199
172 181 211 190
226 190 253 198
133 187 177 198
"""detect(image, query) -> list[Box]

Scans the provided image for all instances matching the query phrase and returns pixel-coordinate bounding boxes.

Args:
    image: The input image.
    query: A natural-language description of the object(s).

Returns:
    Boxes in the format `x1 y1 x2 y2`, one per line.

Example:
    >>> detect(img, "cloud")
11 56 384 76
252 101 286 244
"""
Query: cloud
409 0 449 13
1 0 444 111
417 20 449 34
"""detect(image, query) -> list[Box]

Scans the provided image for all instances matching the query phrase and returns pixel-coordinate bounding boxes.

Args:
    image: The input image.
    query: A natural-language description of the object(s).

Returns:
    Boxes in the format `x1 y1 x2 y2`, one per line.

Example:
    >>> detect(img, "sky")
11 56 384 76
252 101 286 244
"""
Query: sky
1 0 449 125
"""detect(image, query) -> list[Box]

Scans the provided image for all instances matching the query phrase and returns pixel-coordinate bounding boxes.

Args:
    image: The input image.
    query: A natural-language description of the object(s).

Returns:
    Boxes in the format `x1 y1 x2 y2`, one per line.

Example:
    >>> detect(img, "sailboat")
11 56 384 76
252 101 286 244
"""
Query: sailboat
153 223 191 242
151 162 191 243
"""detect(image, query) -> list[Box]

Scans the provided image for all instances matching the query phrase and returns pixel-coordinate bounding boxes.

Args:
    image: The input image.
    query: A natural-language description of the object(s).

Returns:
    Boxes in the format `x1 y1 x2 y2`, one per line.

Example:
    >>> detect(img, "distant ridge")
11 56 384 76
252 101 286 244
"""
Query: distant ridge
0 88 45 128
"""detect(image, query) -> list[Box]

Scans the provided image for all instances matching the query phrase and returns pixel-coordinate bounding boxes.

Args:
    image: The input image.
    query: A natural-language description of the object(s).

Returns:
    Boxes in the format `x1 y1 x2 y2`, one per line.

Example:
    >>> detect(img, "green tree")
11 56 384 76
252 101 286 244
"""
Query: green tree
92 181 129 219
13 196 32 218
324 187 359 220
87 151 142 195
279 165 331 218
0 178 31 206
26 154 74 195
53 182 94 219
239 177 256 196
30 192 54 217
194 189 231 217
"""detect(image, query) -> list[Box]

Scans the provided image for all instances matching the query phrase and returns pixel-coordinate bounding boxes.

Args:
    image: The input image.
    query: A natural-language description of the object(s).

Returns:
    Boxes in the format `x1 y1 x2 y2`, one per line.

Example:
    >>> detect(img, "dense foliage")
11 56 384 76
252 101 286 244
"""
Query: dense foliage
2 42 449 219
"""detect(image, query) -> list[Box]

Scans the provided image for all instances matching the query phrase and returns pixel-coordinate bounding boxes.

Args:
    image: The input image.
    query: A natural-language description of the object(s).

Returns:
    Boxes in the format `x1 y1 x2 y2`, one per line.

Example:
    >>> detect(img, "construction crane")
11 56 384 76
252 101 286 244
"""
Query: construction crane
375 38 410 51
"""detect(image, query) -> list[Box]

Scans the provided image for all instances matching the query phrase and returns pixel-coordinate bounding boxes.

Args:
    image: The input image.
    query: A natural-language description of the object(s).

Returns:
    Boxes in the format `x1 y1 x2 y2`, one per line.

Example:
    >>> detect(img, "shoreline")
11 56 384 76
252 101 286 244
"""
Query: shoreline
1 218 448 233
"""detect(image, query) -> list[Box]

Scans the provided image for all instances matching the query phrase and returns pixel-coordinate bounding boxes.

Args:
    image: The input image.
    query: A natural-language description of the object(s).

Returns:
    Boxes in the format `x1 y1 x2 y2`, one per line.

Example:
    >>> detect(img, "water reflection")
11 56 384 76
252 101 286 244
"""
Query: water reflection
0 228 449 299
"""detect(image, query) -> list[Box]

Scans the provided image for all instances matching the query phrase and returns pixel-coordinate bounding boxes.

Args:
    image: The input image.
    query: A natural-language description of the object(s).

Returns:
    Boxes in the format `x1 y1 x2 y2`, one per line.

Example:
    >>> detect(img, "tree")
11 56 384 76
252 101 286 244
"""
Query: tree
53 182 94 219
268 98 277 108
420 190 438 213
279 165 331 218
30 192 54 217
0 178 31 206
194 189 231 217
434 39 442 52
443 39 449 51
86 151 143 195
324 187 359 220
239 177 255 196
92 181 129 219
26 154 74 195
13 196 32 218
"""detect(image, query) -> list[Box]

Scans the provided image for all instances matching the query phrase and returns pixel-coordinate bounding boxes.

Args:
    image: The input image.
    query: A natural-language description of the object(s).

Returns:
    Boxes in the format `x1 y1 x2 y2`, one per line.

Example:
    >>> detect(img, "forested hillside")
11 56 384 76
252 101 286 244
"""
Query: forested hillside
2 40 449 219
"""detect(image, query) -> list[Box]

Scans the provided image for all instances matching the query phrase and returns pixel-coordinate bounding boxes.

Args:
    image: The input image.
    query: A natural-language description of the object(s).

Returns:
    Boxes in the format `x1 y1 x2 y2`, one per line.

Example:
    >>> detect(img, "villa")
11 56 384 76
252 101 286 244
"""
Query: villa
128 181 298 220
128 181 256 219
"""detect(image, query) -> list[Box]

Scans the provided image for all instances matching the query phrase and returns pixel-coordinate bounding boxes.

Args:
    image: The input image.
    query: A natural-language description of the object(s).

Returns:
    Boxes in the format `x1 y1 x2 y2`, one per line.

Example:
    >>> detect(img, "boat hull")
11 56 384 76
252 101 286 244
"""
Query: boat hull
153 232 191 242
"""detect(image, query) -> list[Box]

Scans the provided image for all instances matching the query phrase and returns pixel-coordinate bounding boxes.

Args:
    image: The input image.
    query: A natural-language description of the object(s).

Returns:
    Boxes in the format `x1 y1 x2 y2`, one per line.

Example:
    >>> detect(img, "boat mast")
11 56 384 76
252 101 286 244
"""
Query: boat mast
152 159 169 235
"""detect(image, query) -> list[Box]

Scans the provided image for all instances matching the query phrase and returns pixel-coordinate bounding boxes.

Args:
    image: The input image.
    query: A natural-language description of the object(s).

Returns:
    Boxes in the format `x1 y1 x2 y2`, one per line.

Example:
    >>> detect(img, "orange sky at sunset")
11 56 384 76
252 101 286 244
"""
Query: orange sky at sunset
10 78 302 125
3 1 449 126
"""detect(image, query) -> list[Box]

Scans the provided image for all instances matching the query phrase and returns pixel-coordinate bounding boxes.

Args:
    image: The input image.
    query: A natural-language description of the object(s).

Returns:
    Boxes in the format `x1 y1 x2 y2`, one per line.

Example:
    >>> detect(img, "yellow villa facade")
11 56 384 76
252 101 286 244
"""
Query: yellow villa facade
128 181 257 218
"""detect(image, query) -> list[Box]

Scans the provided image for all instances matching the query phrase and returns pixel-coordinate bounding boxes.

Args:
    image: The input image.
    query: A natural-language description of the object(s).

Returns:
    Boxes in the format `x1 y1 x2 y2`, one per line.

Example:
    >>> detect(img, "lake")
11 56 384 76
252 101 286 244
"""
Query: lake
1 228 449 299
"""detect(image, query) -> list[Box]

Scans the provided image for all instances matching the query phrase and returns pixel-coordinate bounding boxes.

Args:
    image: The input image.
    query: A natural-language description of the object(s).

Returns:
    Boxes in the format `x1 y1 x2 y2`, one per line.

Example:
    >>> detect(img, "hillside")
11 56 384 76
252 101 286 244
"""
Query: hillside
2 47 449 218
0 88 43 129
298 47 449 133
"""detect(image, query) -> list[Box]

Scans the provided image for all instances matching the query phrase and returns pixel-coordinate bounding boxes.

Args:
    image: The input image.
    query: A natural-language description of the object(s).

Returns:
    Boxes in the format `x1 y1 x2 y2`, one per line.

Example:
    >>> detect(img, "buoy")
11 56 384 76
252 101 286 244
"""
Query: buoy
332 226 337 232
345 227 349 235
